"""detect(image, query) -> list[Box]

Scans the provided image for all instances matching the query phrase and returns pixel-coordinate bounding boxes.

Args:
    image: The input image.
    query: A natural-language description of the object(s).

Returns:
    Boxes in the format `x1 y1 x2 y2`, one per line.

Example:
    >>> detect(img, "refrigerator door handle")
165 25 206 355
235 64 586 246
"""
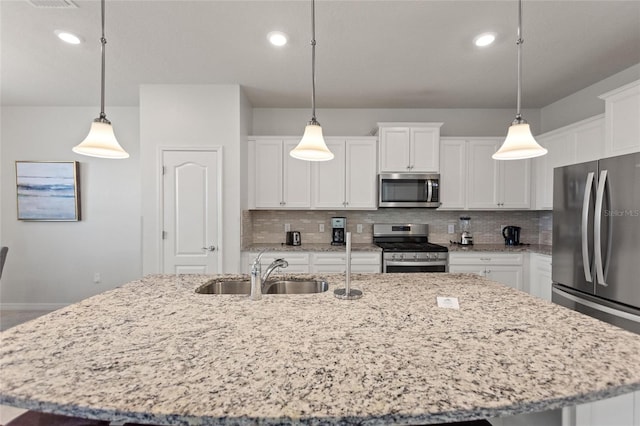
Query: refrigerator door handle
581 172 595 282
594 169 608 286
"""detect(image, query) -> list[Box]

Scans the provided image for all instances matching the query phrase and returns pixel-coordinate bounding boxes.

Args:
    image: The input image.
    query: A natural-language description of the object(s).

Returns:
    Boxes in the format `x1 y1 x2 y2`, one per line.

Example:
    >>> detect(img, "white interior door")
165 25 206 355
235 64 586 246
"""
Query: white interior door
162 149 221 274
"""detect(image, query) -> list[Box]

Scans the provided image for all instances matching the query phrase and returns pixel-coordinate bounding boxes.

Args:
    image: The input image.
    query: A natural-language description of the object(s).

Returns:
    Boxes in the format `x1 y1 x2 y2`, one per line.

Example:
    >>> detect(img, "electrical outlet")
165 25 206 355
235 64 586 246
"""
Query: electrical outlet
448 224 455 234
500 224 506 232
356 224 363 233
319 223 325 233
93 272 101 284
284 223 291 232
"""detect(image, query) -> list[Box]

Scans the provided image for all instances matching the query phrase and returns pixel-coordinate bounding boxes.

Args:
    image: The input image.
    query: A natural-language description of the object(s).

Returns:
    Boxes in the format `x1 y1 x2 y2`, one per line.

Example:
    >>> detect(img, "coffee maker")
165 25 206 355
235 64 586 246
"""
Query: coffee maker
331 217 346 245
502 226 521 246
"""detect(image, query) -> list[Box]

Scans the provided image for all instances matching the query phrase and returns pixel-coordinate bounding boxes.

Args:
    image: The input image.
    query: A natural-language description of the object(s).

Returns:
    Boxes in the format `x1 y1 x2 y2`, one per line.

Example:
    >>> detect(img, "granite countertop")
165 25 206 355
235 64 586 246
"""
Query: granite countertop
242 243 382 252
447 243 552 256
2 273 640 425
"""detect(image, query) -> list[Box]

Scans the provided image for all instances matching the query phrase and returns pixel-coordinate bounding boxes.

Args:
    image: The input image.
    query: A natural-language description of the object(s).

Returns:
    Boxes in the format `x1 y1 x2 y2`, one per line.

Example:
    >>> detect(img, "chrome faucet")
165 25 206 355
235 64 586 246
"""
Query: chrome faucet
250 250 289 300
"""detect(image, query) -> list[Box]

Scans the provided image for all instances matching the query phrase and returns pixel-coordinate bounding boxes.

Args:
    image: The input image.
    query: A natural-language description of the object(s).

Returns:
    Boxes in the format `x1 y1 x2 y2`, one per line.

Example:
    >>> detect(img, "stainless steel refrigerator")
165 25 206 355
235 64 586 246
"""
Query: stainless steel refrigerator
552 152 640 334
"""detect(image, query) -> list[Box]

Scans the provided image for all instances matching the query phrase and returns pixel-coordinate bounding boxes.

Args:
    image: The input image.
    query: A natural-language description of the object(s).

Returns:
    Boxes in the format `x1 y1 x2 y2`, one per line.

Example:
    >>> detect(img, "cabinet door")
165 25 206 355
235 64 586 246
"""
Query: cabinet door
601 81 640 157
534 132 575 210
467 139 500 209
380 127 411 172
448 265 486 276
345 138 377 209
411 127 440 172
530 254 552 301
313 139 346 208
254 140 283 208
487 266 523 291
501 158 531 209
575 117 605 163
439 139 467 209
283 139 311 208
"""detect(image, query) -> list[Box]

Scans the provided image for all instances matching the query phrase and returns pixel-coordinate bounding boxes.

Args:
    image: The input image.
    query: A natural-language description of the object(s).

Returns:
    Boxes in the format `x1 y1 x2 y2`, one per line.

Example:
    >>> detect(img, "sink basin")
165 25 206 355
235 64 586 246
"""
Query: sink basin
196 280 250 294
265 280 329 294
195 279 328 295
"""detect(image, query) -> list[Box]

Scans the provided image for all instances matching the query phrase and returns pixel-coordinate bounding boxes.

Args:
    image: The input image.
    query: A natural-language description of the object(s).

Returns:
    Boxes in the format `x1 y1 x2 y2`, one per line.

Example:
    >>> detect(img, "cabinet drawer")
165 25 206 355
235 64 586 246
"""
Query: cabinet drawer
449 252 524 265
313 252 381 265
312 264 381 273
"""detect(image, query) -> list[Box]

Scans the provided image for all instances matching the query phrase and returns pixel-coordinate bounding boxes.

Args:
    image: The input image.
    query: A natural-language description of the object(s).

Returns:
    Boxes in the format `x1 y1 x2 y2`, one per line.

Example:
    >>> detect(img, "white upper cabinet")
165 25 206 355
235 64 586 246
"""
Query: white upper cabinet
599 80 640 157
378 122 442 172
441 137 531 210
250 137 311 209
439 139 467 209
313 137 377 210
533 115 604 210
467 139 501 209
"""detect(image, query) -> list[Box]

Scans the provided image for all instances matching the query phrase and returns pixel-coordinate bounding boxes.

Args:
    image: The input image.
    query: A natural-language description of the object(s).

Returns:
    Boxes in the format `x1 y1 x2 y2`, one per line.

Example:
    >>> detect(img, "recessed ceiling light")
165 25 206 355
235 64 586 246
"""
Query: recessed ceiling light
55 30 82 45
267 31 288 47
474 32 496 47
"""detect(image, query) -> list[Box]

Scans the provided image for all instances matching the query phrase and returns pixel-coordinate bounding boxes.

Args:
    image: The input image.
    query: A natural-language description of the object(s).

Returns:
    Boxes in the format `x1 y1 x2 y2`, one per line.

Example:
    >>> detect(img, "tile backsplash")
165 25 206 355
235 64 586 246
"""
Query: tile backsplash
242 209 552 247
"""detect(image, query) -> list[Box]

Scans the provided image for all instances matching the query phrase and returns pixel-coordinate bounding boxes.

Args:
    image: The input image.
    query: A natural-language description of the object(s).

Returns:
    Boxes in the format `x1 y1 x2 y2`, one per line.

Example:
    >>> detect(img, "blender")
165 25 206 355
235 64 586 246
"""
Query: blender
459 216 473 245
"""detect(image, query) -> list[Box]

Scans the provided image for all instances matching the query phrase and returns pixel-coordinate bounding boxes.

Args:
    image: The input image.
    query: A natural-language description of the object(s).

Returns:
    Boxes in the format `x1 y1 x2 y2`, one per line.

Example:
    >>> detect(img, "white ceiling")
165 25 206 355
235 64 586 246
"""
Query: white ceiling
2 0 639 109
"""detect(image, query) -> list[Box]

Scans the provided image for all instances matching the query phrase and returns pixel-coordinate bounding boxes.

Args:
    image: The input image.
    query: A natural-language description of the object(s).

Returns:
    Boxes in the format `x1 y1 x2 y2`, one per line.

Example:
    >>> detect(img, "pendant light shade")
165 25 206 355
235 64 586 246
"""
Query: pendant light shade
493 116 547 160
291 120 334 161
493 0 547 161
73 0 129 159
73 119 129 159
289 0 333 162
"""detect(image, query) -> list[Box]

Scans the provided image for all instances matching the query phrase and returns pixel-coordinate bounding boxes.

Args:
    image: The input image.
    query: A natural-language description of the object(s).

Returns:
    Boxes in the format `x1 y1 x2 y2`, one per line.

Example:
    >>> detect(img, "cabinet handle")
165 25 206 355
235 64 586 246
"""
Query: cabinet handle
480 257 492 261
280 201 285 206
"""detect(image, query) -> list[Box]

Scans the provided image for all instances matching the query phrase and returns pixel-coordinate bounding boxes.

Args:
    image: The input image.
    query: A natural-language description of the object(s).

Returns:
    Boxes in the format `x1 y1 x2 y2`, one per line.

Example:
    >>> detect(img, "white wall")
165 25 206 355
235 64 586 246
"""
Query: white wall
252 107 541 137
0 107 141 309
139 84 245 275
540 63 640 133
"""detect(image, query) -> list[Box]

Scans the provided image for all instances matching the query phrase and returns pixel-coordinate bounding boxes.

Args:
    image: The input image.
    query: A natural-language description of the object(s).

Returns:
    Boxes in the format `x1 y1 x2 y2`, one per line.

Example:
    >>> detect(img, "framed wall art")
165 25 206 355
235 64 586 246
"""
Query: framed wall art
15 161 81 221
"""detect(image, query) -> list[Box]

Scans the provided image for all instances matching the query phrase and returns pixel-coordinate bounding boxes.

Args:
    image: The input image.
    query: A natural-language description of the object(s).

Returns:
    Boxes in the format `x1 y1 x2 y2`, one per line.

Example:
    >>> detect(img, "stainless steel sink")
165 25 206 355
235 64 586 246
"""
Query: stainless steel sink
265 280 329 294
195 278 329 295
196 280 250 295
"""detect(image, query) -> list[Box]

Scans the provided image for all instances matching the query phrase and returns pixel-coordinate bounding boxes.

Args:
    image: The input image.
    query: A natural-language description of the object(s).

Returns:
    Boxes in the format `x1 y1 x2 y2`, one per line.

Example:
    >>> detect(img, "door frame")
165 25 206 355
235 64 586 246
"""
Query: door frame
157 146 224 273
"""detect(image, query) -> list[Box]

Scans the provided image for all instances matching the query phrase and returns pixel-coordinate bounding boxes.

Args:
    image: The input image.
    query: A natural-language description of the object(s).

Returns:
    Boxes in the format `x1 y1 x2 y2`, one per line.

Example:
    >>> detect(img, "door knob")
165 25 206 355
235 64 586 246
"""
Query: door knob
202 245 216 252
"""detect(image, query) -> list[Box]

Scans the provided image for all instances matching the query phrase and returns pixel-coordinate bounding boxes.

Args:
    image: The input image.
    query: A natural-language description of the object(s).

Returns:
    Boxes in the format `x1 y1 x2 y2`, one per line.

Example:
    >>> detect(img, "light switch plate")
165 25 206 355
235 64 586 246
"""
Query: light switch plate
448 224 455 234
319 223 325 232
284 223 291 232
357 224 363 233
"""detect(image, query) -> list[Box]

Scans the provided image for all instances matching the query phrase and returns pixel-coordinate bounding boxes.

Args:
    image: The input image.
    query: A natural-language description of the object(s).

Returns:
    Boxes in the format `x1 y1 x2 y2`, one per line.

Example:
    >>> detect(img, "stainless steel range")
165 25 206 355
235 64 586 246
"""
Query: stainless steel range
373 224 448 273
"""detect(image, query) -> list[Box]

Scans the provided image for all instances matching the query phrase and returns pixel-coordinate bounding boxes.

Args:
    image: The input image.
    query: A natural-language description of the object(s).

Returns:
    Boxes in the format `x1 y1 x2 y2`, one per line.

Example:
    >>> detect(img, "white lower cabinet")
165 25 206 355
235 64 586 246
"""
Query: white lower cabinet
241 251 381 274
241 252 310 274
529 253 552 301
563 391 640 426
311 252 381 273
448 252 524 291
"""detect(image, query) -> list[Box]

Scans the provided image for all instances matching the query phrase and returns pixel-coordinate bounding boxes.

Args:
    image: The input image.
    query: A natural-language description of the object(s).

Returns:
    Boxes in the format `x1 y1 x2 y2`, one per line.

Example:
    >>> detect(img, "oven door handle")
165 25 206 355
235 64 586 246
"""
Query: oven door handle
385 260 447 267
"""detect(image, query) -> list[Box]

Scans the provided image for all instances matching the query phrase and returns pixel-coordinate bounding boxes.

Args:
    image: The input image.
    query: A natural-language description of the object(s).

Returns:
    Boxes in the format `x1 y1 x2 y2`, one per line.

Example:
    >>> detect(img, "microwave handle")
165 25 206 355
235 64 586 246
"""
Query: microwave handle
427 180 433 202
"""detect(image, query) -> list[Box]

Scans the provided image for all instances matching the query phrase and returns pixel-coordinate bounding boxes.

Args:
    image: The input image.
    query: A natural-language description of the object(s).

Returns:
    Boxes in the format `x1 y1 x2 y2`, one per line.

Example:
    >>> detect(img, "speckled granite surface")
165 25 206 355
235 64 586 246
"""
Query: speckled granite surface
242 243 382 252
448 244 552 256
2 273 639 426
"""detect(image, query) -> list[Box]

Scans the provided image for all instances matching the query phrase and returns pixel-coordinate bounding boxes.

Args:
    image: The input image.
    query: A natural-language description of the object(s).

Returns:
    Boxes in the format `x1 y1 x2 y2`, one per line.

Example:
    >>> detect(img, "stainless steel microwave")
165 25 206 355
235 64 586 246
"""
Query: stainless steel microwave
378 173 441 208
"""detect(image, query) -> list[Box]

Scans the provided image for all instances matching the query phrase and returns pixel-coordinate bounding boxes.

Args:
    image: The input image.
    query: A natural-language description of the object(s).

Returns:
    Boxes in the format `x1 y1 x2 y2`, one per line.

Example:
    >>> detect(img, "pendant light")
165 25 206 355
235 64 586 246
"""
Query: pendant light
73 0 129 159
289 0 334 161
493 0 547 160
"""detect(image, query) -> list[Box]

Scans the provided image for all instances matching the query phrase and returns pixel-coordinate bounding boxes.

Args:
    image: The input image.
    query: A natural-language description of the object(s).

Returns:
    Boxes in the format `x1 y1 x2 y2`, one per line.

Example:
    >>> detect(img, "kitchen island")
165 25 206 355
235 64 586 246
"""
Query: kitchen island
2 273 640 425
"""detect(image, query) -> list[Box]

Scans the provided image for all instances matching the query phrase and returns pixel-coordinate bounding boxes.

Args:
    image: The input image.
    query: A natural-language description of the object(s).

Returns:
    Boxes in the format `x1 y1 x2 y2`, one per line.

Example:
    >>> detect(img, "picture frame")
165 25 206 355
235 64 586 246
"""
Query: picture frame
15 161 81 221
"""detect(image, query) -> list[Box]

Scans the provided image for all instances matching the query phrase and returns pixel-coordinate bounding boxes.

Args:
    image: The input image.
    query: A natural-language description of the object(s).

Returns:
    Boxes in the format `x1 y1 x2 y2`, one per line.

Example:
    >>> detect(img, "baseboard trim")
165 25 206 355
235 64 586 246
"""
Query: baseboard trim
0 302 69 311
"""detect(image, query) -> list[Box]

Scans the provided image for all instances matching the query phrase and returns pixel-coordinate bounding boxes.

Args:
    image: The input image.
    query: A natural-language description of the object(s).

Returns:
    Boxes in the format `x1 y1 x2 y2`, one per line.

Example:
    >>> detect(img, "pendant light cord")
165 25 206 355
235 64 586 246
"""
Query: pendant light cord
515 0 523 122
310 0 318 124
99 0 109 123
